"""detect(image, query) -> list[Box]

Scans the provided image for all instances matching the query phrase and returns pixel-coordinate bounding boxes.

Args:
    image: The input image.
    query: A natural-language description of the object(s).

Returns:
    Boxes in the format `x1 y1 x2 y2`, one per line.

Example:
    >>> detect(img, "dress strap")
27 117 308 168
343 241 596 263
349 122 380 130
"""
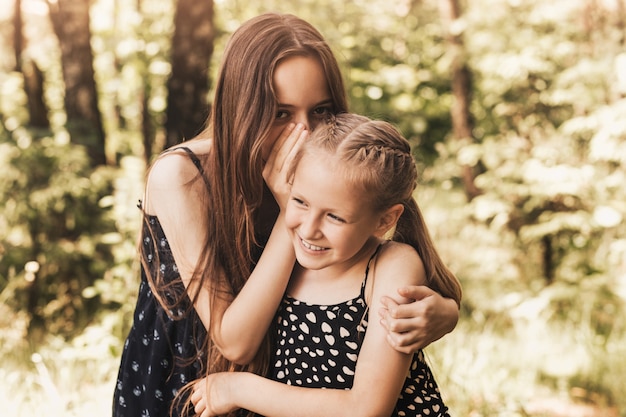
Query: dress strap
138 146 210 211
168 146 210 190
360 242 384 297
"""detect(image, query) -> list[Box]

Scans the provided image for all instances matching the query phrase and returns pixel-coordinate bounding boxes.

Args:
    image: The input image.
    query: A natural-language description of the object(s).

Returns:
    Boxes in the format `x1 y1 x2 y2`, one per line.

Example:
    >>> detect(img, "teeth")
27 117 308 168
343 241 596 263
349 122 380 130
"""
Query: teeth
301 239 325 251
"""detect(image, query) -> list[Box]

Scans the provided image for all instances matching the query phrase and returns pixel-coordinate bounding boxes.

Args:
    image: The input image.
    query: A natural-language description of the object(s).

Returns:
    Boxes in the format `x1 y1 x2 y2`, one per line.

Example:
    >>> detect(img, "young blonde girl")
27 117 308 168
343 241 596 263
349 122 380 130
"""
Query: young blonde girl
192 113 462 417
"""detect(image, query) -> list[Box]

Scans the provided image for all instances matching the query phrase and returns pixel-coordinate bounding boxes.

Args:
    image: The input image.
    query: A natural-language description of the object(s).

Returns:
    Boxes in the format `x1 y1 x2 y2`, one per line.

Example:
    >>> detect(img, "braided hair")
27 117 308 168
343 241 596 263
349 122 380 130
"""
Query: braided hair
290 113 462 306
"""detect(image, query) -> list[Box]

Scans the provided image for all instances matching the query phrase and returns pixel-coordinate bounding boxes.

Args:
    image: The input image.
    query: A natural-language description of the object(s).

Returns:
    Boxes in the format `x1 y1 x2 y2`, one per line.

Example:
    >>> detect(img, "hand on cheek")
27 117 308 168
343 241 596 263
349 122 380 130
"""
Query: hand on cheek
263 123 308 210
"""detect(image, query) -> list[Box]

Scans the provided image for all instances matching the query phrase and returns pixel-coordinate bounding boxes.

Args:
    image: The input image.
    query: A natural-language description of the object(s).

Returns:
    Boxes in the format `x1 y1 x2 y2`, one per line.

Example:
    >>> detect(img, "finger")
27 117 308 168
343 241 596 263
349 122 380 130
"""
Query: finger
263 125 308 210
378 304 388 320
192 379 205 395
379 295 400 311
191 388 200 405
266 123 305 171
385 313 427 334
271 125 307 175
380 296 420 320
194 397 206 414
387 332 422 354
397 285 436 300
264 123 296 167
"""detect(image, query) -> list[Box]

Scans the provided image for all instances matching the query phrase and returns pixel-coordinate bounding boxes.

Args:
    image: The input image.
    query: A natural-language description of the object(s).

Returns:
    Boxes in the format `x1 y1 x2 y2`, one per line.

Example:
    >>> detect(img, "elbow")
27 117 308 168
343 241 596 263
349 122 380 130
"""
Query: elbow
216 343 257 366
211 329 259 365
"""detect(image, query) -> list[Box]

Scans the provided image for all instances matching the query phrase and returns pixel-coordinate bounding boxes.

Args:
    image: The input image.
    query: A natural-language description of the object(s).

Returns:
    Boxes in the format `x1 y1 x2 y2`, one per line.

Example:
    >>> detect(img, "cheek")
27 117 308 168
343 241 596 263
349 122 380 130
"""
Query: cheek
284 205 298 230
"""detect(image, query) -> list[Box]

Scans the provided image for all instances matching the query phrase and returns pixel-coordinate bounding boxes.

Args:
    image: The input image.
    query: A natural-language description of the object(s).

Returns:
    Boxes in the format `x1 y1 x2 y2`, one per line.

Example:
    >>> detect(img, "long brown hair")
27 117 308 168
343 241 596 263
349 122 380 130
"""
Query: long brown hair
291 113 462 306
148 13 348 416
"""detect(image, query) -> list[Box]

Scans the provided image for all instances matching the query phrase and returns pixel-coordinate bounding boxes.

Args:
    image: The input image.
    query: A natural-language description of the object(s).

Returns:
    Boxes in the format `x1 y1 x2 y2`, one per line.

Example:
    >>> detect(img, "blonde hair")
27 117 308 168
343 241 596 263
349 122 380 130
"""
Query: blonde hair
292 113 462 306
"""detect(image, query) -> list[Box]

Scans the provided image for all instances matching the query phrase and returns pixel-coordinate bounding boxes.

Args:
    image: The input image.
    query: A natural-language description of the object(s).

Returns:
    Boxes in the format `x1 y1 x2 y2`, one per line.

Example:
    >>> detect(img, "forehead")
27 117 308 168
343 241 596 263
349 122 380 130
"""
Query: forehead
273 56 330 104
293 152 374 216
293 151 356 194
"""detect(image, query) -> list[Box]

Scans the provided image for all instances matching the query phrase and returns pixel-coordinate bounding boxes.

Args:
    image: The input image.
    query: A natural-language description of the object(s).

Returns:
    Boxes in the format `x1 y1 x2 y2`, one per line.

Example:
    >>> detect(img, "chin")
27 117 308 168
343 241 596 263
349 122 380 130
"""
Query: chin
295 255 325 271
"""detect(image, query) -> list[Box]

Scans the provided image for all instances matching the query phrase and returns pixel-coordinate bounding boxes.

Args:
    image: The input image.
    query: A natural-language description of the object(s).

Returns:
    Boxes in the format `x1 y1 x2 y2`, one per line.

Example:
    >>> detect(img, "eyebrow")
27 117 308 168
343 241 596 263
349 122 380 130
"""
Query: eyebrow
276 98 333 108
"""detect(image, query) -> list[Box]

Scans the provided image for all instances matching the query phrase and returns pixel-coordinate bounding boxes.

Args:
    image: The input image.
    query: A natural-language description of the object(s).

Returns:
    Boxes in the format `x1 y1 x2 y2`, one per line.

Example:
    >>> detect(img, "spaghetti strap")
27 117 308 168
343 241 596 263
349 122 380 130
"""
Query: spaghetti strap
137 146 211 211
167 146 211 190
360 242 384 296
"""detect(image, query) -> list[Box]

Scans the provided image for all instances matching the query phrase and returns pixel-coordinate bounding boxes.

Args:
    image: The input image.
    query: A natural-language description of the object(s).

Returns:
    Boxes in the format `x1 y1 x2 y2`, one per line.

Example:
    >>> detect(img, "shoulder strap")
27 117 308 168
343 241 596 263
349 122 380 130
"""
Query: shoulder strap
168 146 211 190
138 146 210 211
360 243 384 295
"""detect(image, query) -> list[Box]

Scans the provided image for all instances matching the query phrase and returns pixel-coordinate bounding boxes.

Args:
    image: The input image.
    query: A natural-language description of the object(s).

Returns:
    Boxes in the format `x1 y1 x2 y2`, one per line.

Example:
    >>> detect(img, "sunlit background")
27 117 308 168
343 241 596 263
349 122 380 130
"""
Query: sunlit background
1 0 625 416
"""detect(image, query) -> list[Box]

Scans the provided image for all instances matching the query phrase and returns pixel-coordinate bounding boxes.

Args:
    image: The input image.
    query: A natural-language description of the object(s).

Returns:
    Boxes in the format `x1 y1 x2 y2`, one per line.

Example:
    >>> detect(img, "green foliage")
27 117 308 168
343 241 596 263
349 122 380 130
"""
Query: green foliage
2 0 626 415
415 0 626 291
0 125 120 339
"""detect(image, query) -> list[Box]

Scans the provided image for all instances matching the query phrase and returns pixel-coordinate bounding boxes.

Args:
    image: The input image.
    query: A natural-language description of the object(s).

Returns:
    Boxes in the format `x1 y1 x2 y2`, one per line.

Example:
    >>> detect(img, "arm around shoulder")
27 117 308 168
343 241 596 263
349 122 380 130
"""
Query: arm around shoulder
378 242 461 352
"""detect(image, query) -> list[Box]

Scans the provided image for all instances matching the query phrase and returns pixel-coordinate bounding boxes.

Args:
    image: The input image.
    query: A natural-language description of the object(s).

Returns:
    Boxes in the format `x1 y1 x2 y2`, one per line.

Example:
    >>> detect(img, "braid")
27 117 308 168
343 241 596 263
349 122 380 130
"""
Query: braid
339 121 417 211
297 113 462 306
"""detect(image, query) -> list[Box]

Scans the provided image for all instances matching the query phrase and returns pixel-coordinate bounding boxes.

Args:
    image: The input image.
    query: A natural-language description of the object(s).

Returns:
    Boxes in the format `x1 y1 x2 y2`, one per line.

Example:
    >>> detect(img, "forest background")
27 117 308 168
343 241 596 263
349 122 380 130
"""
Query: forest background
1 0 625 416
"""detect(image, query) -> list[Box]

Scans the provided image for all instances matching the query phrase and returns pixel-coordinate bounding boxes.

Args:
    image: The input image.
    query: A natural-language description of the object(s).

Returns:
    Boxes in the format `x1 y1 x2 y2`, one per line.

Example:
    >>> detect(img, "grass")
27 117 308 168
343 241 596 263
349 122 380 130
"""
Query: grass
0 312 120 417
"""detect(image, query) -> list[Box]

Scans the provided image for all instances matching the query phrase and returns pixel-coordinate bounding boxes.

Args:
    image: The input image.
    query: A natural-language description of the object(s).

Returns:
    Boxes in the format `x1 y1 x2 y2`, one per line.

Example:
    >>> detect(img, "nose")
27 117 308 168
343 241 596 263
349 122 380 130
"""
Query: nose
293 112 311 131
299 212 321 240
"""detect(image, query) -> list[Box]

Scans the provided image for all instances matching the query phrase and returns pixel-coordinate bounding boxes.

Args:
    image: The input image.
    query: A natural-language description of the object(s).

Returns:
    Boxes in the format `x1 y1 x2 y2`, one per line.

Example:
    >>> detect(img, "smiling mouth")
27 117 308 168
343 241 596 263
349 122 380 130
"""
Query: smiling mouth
300 238 328 252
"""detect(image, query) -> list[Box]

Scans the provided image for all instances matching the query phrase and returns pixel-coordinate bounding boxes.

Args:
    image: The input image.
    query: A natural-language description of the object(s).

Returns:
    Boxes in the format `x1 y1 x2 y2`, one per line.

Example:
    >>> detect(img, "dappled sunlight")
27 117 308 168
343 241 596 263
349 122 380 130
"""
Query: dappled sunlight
2 0 626 415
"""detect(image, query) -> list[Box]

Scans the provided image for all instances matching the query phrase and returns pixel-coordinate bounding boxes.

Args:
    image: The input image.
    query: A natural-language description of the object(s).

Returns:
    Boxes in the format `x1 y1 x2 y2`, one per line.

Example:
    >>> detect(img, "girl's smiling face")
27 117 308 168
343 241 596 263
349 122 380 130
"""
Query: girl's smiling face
285 151 387 273
263 56 333 161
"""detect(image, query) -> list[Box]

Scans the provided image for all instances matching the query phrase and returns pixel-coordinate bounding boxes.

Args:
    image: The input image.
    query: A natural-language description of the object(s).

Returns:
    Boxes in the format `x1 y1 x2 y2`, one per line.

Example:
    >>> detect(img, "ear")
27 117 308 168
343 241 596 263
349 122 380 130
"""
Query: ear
374 203 404 237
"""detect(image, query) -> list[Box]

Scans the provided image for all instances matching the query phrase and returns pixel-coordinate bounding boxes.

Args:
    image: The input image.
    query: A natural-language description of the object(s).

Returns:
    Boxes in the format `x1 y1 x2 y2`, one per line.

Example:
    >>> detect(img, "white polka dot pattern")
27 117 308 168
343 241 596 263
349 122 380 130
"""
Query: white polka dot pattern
271 248 450 416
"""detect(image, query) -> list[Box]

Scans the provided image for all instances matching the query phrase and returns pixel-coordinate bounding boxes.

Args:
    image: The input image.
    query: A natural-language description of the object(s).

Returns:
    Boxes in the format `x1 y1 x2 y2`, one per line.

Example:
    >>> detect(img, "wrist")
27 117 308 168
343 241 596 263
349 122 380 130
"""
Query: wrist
225 373 239 409
227 372 250 408
442 297 459 333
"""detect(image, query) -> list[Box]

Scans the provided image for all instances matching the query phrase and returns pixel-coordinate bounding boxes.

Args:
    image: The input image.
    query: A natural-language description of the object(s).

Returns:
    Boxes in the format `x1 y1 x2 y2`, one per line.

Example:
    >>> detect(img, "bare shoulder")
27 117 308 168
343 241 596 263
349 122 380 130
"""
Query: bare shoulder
148 139 212 189
375 241 426 287
144 139 212 214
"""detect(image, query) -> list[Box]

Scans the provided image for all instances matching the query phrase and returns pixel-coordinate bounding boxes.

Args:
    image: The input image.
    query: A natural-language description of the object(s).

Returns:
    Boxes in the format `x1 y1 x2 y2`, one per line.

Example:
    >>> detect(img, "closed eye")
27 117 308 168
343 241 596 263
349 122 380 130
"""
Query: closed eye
327 213 346 223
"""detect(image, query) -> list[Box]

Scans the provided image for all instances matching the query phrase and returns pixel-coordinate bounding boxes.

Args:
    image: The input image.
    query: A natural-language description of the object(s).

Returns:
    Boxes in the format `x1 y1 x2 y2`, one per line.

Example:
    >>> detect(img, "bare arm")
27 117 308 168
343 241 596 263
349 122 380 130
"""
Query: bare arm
147 125 306 365
193 243 426 417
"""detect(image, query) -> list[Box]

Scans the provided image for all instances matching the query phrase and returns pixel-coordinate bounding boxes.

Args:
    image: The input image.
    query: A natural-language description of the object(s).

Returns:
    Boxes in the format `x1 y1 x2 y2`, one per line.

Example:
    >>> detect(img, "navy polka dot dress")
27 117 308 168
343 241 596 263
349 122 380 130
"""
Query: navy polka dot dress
270 247 450 416
113 148 207 417
113 213 206 417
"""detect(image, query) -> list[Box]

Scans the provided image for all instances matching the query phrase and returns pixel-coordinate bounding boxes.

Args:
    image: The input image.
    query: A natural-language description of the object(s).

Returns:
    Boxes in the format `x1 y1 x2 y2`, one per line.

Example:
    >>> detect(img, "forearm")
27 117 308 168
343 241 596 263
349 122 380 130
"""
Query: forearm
230 373 379 417
213 215 295 363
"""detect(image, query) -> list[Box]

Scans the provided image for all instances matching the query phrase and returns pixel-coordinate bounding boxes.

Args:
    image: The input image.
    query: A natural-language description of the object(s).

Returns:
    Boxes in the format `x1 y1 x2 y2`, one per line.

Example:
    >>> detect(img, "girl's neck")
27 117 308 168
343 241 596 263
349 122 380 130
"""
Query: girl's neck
286 237 382 305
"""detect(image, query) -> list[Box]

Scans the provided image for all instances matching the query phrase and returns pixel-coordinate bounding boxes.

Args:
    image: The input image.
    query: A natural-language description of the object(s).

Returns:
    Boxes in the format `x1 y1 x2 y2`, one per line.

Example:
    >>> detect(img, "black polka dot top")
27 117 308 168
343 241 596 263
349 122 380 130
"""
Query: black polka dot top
270 246 450 416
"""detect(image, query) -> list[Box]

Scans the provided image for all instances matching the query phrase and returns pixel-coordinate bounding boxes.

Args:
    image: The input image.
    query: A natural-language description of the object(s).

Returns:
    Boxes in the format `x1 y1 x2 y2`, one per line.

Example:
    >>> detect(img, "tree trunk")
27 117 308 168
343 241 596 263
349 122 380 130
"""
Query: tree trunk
13 0 50 128
438 0 482 201
13 0 24 72
23 60 51 129
47 0 106 166
164 0 215 150
142 83 154 164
